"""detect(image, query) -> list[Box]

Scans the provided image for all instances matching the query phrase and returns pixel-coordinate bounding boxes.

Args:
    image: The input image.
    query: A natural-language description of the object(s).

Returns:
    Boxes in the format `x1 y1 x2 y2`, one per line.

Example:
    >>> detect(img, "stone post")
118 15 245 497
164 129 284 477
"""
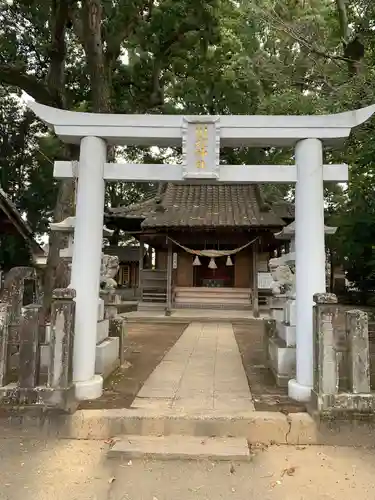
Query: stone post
19 304 42 388
109 316 127 365
263 318 276 364
48 289 75 389
346 310 370 394
0 303 9 386
70 136 106 400
312 293 339 397
289 138 326 402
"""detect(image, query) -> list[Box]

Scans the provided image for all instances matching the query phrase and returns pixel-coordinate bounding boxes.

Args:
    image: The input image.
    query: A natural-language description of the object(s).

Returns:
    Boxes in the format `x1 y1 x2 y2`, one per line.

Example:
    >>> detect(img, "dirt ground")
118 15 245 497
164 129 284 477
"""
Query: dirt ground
233 322 306 413
1 437 375 499
79 323 187 410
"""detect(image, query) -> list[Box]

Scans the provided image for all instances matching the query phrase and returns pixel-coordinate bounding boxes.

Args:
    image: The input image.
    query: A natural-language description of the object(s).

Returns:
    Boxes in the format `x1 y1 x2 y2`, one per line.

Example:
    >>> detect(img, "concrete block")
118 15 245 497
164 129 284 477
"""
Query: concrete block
45 324 51 343
95 337 119 378
276 322 296 346
284 299 296 326
105 305 118 319
98 299 105 321
97 319 109 344
108 435 251 461
268 337 295 386
40 344 50 370
271 308 284 323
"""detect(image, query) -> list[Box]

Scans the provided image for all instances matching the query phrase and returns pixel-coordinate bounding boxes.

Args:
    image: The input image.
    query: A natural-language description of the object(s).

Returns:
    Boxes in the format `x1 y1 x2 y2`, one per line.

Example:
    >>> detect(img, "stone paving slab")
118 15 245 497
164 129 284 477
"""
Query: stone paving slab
108 435 251 461
132 322 255 412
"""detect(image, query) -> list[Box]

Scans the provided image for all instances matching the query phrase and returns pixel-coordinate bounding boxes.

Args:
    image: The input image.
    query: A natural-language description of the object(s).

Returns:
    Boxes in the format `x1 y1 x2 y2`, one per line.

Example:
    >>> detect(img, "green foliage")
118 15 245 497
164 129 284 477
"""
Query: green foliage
0 0 375 293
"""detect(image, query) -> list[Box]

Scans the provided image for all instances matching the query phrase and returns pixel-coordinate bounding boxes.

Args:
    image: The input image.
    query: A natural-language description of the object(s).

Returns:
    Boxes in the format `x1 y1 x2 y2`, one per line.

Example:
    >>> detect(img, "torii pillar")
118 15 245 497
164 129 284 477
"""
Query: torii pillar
28 101 375 401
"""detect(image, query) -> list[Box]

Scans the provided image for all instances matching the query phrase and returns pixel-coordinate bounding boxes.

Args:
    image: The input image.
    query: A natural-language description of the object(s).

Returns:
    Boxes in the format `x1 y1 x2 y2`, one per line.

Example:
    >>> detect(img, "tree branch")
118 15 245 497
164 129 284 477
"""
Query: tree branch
47 0 71 108
254 5 351 66
0 65 54 105
104 11 143 69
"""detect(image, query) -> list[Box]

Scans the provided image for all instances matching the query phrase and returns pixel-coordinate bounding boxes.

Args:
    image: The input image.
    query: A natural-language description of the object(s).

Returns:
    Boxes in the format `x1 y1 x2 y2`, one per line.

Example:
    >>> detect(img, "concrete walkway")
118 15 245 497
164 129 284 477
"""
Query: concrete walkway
132 322 255 411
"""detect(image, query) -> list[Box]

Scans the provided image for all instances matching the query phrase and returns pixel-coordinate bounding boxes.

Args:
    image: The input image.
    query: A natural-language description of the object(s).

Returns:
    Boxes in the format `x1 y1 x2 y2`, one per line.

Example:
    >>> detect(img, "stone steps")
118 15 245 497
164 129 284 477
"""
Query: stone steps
175 287 251 296
108 435 251 461
174 302 251 310
174 287 252 310
137 301 166 312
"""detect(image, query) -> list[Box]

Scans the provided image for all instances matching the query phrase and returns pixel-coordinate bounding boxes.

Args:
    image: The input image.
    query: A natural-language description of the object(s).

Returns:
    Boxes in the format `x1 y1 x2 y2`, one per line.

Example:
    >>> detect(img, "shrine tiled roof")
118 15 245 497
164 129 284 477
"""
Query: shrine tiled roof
107 183 287 229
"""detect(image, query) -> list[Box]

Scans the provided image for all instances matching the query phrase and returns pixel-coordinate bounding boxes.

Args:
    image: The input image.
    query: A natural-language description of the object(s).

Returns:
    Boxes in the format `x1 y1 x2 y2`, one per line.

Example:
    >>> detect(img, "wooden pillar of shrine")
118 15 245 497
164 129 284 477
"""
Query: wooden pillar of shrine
252 239 259 318
166 240 173 315
139 238 144 300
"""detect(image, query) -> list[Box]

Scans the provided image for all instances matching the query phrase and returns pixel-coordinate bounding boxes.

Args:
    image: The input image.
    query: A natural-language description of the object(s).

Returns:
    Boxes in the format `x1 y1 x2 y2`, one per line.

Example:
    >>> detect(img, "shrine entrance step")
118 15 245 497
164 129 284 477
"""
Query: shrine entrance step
108 435 251 461
174 287 252 310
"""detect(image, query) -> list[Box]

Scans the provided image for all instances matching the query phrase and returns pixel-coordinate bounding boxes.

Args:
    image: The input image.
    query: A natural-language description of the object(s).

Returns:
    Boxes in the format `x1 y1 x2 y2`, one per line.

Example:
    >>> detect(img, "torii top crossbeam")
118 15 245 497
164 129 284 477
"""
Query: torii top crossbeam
28 101 375 147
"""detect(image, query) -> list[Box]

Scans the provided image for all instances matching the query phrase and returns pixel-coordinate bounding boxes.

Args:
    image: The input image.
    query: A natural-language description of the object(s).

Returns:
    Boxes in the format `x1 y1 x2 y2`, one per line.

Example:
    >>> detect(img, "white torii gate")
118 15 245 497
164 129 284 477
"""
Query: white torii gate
28 101 375 402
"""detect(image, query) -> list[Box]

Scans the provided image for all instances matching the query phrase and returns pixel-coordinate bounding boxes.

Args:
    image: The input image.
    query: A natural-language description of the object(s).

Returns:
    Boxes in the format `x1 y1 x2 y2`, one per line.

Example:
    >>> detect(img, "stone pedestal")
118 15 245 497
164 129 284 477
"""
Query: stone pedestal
269 295 287 323
266 294 296 386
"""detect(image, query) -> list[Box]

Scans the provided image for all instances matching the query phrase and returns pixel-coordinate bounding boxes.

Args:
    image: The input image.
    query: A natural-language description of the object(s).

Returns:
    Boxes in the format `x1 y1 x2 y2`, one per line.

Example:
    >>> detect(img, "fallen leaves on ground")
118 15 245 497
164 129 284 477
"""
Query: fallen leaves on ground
270 480 282 488
282 466 297 477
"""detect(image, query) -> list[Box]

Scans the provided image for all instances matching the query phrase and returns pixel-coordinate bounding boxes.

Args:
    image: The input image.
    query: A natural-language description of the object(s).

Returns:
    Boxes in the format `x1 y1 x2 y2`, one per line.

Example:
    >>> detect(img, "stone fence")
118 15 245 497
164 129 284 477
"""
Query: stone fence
0 288 76 412
0 266 128 412
311 293 375 416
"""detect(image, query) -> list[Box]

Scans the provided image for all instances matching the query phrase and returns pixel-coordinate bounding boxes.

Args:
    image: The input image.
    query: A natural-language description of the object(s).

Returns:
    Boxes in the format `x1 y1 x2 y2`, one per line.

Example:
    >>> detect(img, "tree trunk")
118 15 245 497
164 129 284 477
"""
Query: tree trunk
41 0 73 321
335 0 364 75
335 0 350 42
81 0 112 112
42 178 75 319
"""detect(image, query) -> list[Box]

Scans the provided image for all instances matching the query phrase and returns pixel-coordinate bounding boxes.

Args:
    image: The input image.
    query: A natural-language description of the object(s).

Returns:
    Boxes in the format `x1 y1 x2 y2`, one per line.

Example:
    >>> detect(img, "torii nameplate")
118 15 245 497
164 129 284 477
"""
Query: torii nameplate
182 116 220 180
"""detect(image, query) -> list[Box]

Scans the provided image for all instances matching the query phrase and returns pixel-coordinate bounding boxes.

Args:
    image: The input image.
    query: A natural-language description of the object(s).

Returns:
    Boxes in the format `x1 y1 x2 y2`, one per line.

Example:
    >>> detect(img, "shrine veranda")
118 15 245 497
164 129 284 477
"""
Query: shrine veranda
29 100 375 402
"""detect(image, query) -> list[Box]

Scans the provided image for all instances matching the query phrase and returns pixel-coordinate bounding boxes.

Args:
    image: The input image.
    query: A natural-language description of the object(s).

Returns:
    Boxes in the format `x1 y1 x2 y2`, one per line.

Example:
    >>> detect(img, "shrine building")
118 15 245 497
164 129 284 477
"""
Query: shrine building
106 182 294 314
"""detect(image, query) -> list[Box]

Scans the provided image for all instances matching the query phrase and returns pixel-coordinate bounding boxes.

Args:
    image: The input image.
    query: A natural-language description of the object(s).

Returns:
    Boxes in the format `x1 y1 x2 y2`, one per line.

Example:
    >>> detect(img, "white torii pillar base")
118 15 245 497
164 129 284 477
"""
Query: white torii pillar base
71 136 107 400
288 138 326 402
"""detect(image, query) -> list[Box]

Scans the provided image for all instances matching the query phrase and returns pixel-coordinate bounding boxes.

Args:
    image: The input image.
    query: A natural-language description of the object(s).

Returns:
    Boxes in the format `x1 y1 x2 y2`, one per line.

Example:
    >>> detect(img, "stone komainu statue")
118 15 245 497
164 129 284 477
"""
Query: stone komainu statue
268 257 295 296
100 254 119 290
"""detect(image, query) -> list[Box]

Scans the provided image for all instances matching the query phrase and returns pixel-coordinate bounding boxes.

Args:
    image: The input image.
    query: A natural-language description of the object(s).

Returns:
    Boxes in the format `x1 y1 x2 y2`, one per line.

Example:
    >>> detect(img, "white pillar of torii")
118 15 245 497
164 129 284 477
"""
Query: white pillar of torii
28 101 375 401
